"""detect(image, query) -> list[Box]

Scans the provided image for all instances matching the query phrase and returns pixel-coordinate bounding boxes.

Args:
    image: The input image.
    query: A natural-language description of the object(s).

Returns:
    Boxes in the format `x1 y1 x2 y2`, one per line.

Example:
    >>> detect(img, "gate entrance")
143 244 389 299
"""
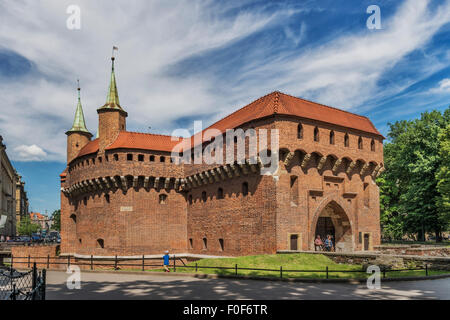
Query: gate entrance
314 201 353 252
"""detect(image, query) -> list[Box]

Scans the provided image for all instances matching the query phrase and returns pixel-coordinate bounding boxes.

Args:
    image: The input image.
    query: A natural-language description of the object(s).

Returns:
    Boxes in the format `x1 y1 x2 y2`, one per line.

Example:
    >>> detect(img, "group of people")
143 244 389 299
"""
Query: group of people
314 235 334 252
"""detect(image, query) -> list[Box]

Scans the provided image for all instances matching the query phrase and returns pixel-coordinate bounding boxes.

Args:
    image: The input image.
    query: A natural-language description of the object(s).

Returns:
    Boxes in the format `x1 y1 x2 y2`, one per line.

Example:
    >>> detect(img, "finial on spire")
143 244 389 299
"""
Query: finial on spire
111 46 118 67
77 79 81 99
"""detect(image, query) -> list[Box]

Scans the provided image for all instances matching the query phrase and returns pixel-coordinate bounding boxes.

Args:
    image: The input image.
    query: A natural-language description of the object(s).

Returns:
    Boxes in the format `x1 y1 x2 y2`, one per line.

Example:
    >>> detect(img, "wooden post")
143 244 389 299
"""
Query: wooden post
10 254 13 270
142 255 145 271
280 266 283 279
47 254 50 269
195 263 198 272
326 266 328 279
115 255 118 270
235 264 238 276
91 255 93 270
173 255 176 272
425 264 428 276
28 255 30 268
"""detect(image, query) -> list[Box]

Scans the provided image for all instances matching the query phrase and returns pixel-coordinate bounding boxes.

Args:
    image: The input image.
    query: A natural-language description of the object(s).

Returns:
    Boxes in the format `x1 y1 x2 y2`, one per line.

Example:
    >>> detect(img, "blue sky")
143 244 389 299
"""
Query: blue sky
0 0 449 214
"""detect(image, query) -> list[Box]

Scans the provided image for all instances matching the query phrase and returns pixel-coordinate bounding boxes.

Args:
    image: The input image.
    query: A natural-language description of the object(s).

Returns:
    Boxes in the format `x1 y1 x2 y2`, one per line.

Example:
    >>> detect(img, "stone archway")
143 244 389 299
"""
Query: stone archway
314 201 353 252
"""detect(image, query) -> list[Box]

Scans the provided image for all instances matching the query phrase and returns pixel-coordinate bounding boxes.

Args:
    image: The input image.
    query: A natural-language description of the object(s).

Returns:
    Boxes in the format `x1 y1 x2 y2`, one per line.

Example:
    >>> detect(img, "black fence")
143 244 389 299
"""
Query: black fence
6 254 446 279
0 263 46 300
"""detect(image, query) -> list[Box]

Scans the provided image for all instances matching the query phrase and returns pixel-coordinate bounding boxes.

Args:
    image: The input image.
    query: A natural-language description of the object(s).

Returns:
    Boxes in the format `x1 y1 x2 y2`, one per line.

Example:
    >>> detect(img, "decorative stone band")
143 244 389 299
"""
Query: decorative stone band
62 176 186 197
317 156 328 171
284 151 295 167
62 156 383 196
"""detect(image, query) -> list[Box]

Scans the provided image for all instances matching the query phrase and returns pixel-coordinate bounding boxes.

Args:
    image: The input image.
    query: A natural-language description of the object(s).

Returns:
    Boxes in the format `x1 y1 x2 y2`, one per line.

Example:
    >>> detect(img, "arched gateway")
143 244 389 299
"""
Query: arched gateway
313 201 353 252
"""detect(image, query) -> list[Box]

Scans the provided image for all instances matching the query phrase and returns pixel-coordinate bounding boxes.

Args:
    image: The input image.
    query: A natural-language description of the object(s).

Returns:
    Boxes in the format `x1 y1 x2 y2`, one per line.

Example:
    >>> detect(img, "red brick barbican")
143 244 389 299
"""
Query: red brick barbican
60 57 384 257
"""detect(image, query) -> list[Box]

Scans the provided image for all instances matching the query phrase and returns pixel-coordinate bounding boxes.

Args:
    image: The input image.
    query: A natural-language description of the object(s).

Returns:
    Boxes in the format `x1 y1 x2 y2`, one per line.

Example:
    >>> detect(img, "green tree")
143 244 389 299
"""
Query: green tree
436 123 450 233
18 215 40 236
51 209 61 231
380 107 450 242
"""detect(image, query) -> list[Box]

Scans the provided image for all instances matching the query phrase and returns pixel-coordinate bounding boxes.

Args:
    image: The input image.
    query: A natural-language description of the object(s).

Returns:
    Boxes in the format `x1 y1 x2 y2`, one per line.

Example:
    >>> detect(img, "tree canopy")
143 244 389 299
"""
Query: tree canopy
379 107 450 241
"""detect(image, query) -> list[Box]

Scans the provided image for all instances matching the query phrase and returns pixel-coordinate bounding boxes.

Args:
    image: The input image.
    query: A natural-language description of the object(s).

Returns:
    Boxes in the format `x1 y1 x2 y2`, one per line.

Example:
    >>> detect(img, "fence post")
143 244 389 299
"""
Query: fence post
383 267 386 278
326 266 328 279
173 255 176 272
10 253 13 270
12 283 16 300
142 255 145 272
32 262 37 300
195 263 198 273
425 264 428 276
28 255 30 268
41 269 46 300
47 254 50 269
235 264 238 276
91 255 93 270
280 266 283 279
115 255 118 270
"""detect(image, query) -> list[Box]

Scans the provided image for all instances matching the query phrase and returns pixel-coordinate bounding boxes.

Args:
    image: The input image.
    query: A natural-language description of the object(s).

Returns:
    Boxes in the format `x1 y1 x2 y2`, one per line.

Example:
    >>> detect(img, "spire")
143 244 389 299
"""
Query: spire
106 56 120 105
66 81 92 136
98 47 125 113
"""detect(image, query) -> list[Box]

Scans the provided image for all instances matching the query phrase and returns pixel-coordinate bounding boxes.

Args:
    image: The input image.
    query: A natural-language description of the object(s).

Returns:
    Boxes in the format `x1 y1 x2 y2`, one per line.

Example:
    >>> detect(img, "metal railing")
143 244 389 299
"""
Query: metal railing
4 254 446 280
0 262 46 300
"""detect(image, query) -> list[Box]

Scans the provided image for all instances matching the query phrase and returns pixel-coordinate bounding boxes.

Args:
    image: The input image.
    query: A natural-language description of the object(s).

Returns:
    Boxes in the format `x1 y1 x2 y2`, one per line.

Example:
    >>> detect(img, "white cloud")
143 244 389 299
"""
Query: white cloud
437 78 450 91
13 144 48 161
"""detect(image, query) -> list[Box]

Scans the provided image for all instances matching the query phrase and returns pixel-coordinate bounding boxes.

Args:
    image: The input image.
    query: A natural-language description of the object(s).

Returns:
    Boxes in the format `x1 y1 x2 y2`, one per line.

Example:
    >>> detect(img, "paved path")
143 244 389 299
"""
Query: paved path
45 271 450 300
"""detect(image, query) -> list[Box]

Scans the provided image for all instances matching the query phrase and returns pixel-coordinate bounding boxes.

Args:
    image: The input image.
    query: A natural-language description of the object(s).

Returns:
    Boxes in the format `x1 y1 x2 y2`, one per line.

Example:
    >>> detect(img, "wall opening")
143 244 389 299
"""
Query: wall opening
217 188 224 199
314 126 319 142
242 182 249 196
97 239 104 249
297 124 303 139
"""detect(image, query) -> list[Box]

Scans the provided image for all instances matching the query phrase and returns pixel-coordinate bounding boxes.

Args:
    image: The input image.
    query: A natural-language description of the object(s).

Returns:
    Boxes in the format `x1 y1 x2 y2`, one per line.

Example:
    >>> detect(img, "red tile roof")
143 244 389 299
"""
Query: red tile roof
72 91 382 160
106 131 185 152
201 91 382 137
30 212 46 220
77 138 99 158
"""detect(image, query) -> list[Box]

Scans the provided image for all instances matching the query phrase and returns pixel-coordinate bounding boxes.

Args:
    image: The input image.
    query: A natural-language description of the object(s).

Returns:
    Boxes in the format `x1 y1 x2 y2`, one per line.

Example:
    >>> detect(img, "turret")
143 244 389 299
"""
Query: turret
66 82 93 164
97 49 127 153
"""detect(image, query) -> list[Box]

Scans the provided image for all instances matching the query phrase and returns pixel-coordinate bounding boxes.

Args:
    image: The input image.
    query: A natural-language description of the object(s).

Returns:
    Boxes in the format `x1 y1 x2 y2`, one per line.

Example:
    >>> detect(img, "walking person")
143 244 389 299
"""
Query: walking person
163 250 170 272
324 235 333 252
314 235 323 251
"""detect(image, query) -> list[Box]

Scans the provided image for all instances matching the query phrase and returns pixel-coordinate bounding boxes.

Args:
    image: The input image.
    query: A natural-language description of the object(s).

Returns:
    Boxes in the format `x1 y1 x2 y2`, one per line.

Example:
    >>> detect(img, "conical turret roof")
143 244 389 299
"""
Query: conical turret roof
66 85 92 136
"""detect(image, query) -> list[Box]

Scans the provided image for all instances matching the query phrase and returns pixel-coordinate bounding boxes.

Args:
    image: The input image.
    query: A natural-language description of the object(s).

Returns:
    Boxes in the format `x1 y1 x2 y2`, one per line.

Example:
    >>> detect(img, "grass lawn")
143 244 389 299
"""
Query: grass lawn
144 253 449 279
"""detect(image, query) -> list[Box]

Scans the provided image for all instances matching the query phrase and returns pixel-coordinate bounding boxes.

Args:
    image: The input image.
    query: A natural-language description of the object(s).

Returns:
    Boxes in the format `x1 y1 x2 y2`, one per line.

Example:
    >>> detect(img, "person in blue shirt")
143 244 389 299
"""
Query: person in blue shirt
324 235 333 252
163 250 170 272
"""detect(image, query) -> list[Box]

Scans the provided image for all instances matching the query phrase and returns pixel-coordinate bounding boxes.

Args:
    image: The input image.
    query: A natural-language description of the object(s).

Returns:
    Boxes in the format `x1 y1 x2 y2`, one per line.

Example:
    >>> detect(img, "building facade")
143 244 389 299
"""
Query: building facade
60 56 384 257
15 174 29 231
30 212 52 231
0 136 17 238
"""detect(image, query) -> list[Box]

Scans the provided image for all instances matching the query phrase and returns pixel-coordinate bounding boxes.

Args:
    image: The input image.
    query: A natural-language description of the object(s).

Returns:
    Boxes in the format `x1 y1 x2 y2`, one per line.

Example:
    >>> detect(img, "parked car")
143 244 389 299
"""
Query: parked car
20 236 31 243
31 233 42 243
